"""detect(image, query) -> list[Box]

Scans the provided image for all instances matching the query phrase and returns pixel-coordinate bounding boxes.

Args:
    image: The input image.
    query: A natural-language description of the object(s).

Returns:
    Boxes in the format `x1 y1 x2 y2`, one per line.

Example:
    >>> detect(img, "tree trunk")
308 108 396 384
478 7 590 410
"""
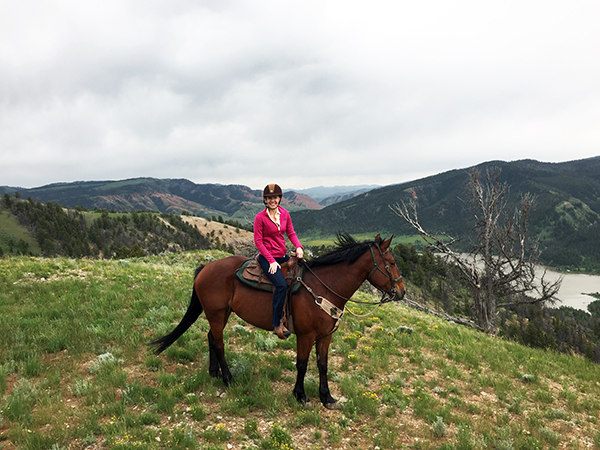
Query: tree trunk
472 288 497 333
390 166 561 334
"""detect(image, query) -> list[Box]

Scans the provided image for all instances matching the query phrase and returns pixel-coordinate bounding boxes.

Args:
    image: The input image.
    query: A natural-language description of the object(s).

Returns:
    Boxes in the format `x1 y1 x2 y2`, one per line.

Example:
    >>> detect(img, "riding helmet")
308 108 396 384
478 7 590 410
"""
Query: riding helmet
263 184 283 198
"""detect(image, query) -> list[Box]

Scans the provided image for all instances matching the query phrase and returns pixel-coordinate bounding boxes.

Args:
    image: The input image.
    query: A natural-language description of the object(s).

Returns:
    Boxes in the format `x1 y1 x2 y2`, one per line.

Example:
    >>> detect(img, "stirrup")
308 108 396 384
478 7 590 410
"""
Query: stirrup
273 324 291 339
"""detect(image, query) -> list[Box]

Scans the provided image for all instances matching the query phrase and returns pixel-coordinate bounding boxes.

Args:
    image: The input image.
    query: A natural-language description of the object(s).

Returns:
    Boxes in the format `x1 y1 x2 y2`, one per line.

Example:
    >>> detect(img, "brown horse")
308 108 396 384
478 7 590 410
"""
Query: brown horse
151 233 406 409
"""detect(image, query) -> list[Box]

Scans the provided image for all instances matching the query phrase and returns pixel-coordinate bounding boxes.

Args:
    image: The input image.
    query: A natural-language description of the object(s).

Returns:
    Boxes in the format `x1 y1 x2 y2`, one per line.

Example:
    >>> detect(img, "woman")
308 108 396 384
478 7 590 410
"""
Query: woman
254 183 304 339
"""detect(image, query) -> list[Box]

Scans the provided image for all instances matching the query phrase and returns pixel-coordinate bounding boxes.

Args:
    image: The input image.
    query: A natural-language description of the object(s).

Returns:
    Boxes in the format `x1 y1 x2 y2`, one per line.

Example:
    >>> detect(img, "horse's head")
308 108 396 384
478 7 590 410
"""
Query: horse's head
367 235 406 301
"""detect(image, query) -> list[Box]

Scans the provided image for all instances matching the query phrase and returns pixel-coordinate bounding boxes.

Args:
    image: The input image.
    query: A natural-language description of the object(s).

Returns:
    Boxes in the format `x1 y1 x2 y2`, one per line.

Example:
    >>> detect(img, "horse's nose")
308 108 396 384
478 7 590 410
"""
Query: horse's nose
396 280 406 300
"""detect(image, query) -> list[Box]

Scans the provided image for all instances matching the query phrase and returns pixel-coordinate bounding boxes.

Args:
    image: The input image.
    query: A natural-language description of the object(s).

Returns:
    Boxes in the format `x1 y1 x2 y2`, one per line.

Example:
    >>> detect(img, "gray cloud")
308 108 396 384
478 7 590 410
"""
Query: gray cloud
2 0 600 190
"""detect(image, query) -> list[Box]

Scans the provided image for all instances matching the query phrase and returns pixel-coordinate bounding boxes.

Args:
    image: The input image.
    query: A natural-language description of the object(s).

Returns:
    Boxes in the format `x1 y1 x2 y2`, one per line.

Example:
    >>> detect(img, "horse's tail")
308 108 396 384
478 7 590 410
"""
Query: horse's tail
150 265 205 355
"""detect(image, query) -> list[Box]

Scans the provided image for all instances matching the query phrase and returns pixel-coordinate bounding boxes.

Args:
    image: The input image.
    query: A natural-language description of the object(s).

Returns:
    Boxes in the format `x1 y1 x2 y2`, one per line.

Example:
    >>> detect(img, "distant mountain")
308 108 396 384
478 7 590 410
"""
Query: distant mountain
5 157 600 269
0 178 322 225
291 157 600 269
291 185 380 206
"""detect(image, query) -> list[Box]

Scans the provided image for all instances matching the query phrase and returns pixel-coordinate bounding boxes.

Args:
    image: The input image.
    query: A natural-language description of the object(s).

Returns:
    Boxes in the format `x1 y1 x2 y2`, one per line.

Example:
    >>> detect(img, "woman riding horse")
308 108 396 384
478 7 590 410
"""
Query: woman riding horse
254 183 304 339
151 233 405 409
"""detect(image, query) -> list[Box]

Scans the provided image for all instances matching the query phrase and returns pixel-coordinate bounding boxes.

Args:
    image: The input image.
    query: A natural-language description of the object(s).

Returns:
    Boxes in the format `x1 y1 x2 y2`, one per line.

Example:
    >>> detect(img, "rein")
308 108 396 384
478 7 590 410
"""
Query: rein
299 243 403 324
366 243 403 301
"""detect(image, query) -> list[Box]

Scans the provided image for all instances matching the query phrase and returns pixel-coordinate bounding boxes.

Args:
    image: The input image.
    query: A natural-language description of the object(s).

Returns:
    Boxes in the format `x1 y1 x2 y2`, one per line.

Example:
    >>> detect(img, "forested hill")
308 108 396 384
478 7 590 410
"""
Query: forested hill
0 178 322 223
4 157 600 268
291 157 600 270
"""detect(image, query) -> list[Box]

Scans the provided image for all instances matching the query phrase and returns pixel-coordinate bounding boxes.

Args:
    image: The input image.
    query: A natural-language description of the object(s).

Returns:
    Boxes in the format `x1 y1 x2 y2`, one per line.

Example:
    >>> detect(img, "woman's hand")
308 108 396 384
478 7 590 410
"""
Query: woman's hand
296 247 304 259
268 261 280 274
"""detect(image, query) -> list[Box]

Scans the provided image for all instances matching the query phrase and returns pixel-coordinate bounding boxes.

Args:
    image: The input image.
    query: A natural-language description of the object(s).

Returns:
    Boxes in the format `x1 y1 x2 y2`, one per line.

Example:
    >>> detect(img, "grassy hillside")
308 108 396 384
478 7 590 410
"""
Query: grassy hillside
0 211 40 255
301 233 428 249
1 253 600 449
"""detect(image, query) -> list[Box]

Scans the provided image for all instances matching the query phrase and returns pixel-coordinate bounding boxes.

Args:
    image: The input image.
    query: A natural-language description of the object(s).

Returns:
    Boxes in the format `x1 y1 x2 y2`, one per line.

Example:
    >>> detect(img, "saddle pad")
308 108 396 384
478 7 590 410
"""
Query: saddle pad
235 259 304 294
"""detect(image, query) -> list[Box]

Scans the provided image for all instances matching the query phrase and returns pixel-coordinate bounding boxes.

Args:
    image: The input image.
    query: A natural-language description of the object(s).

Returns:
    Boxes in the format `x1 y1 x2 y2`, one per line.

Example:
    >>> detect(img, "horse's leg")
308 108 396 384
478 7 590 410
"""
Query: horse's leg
206 313 234 386
207 330 221 378
315 334 338 409
293 334 315 404
194 259 242 387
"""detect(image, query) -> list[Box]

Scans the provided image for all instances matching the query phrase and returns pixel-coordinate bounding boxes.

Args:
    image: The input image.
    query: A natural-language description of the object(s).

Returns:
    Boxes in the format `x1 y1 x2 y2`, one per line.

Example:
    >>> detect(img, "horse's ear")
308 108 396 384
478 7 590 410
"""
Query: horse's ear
381 236 393 251
374 234 382 244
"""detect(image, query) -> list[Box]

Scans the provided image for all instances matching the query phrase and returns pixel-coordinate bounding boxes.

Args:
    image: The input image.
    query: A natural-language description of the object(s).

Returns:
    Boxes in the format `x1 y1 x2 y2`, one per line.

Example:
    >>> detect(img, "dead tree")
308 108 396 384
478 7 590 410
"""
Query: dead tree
391 167 562 333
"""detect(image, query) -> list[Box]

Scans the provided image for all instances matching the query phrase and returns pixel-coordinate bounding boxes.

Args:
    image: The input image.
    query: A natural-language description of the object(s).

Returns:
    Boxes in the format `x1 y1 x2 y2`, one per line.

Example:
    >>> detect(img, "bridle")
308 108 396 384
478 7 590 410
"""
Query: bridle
300 242 403 307
297 242 404 335
366 242 403 303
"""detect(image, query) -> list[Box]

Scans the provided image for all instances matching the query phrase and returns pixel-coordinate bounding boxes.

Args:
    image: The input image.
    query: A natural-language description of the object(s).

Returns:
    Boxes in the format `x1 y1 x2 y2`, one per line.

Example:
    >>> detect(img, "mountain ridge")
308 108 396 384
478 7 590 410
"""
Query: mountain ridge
290 156 600 269
290 185 380 205
0 178 323 224
3 156 600 268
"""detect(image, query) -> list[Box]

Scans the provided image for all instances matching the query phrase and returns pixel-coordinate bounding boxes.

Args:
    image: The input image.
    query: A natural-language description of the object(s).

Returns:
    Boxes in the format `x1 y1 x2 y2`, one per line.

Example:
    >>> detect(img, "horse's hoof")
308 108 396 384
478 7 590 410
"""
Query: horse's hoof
294 393 309 405
209 369 222 378
324 401 340 410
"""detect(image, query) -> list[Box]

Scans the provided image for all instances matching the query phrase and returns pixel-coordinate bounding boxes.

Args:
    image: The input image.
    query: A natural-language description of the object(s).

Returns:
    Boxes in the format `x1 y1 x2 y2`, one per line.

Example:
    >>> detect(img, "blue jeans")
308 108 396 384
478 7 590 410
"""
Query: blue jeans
258 254 290 327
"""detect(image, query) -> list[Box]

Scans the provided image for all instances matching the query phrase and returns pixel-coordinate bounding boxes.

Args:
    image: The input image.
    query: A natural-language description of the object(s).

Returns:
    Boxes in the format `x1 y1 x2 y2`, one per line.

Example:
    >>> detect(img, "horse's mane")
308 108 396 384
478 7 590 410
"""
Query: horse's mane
306 232 381 268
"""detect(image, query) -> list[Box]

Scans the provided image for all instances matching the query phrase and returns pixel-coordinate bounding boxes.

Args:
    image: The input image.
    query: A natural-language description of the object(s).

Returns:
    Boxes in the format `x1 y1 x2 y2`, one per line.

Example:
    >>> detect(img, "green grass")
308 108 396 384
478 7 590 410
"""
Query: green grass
1 252 600 449
302 233 429 248
0 210 41 254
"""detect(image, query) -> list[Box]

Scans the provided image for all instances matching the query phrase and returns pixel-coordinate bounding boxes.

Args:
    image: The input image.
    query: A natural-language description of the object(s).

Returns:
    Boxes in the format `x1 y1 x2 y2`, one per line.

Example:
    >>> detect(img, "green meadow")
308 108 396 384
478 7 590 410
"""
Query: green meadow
301 233 427 248
1 252 600 449
0 212 40 255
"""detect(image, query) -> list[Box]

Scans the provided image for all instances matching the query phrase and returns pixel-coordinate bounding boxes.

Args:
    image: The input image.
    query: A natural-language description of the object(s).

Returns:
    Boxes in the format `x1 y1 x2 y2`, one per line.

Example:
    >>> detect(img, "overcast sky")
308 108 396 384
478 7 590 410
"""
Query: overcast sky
1 1 599 190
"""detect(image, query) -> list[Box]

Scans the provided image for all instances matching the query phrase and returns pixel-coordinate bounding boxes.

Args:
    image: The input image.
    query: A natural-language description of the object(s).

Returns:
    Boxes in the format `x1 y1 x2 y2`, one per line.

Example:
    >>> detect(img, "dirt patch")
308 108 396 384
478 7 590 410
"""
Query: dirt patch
181 216 255 253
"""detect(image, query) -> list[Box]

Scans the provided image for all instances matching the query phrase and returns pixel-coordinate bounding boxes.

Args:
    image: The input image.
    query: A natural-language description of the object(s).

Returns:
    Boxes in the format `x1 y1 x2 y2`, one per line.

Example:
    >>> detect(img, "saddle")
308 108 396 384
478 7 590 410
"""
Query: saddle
235 256 303 294
234 256 304 333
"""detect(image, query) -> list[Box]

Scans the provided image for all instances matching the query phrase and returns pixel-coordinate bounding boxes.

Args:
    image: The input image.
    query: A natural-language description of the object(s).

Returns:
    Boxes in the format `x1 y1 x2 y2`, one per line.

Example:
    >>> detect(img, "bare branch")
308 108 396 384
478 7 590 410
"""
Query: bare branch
390 201 475 285
390 167 562 333
402 297 484 332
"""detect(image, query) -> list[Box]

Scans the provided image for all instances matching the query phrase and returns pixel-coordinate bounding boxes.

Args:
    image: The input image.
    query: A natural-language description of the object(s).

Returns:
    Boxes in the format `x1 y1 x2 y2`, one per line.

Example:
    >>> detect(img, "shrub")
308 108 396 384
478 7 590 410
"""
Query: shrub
245 418 261 440
534 389 554 404
3 378 38 425
296 409 321 427
432 416 447 438
204 423 232 443
373 419 399 449
189 404 207 421
261 422 293 450
255 333 278 352
456 425 473 450
521 374 536 383
144 354 163 372
88 352 122 374
69 379 91 397
538 426 560 447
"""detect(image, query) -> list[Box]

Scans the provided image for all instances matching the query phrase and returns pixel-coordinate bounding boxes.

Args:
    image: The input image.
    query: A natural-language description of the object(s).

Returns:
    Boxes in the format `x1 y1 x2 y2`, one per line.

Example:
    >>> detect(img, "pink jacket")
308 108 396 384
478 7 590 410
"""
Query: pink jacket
254 207 302 264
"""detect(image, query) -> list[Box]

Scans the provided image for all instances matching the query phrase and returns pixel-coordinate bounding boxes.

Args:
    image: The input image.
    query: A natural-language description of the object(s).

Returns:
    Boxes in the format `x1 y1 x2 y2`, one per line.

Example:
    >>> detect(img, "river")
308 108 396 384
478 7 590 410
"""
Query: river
452 254 600 312
541 268 600 312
